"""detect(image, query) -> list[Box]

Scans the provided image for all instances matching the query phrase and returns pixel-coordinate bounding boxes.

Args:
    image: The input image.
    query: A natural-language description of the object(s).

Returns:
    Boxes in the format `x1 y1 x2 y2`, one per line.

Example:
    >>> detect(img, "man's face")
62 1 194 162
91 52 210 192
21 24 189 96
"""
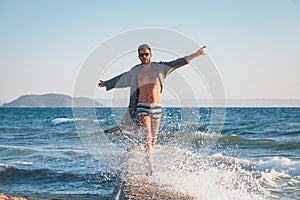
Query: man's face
138 48 152 64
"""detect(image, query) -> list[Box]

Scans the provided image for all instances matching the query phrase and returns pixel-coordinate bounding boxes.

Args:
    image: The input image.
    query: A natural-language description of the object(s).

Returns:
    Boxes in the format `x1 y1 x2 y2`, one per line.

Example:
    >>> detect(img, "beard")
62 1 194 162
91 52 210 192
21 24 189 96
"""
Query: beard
141 58 151 64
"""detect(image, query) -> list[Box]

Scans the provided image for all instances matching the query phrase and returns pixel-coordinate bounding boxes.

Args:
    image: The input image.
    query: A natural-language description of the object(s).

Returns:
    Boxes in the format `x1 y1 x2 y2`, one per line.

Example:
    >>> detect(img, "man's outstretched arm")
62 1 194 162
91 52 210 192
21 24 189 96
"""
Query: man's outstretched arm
185 45 207 63
98 71 131 91
162 45 207 75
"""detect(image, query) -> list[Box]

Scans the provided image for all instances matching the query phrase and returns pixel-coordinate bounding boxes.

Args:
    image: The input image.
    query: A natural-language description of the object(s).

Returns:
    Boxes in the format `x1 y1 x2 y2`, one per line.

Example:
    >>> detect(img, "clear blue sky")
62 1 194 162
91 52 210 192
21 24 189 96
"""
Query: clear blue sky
0 0 299 102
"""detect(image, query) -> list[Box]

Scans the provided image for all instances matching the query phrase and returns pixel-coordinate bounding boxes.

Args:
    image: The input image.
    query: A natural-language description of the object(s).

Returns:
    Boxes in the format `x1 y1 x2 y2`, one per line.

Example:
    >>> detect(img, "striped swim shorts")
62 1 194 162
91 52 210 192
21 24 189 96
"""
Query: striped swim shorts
136 103 162 119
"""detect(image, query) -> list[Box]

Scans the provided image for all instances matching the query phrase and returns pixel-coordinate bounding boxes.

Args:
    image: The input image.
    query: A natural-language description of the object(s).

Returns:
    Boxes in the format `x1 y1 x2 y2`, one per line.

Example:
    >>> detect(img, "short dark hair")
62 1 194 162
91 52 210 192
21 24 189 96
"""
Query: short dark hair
138 44 151 52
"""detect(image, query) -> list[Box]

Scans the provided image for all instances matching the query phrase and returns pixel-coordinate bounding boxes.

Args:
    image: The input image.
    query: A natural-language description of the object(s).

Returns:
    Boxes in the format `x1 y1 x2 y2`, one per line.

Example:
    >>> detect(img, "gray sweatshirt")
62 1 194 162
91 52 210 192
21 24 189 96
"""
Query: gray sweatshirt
105 57 188 121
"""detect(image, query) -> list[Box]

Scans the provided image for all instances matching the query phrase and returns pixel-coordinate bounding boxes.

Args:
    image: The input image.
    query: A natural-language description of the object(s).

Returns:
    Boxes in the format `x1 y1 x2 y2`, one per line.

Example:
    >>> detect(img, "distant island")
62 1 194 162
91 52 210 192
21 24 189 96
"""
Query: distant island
1 94 300 107
1 94 103 107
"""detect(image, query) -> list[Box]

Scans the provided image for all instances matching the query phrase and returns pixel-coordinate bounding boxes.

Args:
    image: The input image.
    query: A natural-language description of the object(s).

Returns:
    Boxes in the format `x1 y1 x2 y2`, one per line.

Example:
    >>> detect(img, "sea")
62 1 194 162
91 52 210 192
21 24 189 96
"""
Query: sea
0 107 299 200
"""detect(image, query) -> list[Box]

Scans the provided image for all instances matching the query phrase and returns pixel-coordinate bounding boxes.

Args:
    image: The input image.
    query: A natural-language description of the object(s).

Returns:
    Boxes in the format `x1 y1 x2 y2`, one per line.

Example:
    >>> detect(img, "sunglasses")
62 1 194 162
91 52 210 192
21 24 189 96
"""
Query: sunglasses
139 53 150 57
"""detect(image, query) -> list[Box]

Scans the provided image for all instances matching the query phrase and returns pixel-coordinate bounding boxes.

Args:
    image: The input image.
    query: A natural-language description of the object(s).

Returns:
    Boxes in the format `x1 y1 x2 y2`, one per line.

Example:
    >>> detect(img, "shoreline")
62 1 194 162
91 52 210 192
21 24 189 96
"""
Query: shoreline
0 193 108 200
0 193 27 200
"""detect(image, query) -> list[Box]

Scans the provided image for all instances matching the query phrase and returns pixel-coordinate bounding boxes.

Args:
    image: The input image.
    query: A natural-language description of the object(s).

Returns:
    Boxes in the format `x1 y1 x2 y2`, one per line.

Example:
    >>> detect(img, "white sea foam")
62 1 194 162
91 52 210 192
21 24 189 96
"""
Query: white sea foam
209 154 300 199
51 117 88 125
105 139 300 199
93 119 106 123
121 146 266 199
128 147 299 200
154 152 266 199
11 161 33 165
210 154 300 176
254 157 300 176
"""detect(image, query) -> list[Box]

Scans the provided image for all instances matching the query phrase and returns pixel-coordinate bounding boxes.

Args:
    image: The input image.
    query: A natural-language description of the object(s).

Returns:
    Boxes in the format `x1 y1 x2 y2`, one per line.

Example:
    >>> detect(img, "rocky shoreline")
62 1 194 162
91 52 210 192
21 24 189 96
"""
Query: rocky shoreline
0 193 105 200
0 193 27 200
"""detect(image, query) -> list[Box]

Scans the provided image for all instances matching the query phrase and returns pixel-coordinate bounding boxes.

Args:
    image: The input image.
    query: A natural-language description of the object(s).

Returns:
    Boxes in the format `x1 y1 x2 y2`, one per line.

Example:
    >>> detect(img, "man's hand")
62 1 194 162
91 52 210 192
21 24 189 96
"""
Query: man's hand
186 45 207 63
98 80 106 88
195 45 207 57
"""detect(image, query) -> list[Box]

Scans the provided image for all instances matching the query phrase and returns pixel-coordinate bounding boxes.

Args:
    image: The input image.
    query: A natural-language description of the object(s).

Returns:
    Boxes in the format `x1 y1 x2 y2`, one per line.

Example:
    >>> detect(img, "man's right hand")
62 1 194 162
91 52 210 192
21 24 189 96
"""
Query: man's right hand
185 45 207 63
98 80 106 88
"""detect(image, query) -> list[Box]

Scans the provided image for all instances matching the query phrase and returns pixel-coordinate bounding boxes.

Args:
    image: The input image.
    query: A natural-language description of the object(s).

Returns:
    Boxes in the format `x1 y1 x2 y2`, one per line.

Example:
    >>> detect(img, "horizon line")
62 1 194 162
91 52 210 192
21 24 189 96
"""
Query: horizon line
1 93 300 103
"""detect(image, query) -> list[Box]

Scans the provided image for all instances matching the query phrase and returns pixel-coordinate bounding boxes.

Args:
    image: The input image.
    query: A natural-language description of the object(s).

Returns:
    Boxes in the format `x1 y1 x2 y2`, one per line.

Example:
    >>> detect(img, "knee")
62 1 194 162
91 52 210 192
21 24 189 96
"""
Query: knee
138 116 151 126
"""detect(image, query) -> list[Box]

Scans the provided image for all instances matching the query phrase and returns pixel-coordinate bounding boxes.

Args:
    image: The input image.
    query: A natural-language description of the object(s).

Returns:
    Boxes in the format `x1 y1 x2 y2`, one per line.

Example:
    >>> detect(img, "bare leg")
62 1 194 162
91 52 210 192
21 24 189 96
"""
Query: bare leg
138 115 155 176
139 115 153 153
151 118 160 150
145 151 154 176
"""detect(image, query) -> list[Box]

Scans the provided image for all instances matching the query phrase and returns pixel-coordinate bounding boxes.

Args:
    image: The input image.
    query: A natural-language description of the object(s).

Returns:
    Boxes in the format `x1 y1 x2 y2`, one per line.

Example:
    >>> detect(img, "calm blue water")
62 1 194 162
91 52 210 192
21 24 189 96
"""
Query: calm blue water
0 107 299 199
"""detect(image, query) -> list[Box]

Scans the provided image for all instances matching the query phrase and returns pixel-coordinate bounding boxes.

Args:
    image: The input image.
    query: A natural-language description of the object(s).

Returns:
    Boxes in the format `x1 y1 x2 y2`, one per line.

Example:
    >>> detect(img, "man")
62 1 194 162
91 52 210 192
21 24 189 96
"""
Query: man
98 44 206 153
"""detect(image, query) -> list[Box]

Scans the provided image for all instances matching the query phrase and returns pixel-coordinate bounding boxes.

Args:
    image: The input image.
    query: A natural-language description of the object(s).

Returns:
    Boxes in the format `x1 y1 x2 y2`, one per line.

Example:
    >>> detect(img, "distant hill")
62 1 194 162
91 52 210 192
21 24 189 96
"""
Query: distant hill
2 94 103 107
2 95 300 107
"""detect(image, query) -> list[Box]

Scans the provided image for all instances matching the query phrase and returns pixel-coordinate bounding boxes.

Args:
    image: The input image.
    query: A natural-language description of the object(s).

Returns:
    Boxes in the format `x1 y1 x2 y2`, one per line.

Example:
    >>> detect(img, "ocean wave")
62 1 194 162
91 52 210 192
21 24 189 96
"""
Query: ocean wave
11 161 33 165
0 145 37 158
133 148 267 200
275 141 300 150
0 126 42 132
0 165 115 184
218 134 277 146
252 157 300 176
160 132 276 150
279 129 300 136
50 117 108 126
217 134 300 151
95 143 299 199
149 148 299 199
0 165 53 180
51 117 89 125
210 153 300 176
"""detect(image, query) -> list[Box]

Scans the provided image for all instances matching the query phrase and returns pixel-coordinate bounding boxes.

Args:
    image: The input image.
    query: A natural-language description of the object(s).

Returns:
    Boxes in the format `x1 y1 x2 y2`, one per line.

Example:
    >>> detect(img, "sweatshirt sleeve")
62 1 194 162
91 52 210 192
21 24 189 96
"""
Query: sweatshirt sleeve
104 71 132 91
158 57 188 75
